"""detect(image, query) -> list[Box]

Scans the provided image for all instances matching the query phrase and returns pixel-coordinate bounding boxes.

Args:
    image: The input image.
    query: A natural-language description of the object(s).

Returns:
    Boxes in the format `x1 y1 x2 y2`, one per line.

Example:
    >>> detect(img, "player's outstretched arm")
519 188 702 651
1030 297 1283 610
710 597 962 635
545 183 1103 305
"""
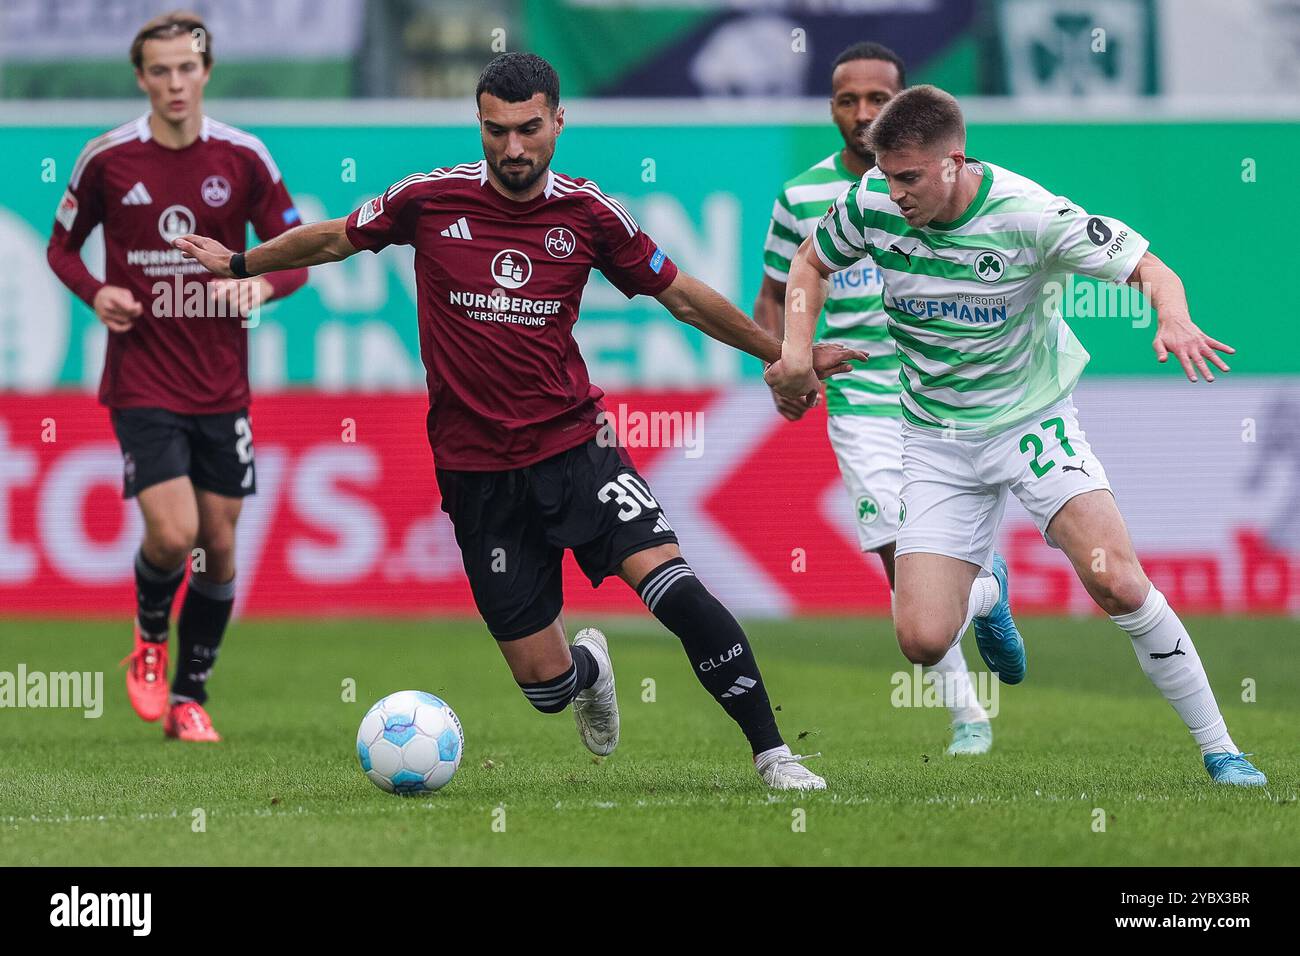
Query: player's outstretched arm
753 275 809 421
1128 251 1234 383
764 236 838 402
657 270 782 362
656 271 865 402
173 217 357 279
752 274 787 340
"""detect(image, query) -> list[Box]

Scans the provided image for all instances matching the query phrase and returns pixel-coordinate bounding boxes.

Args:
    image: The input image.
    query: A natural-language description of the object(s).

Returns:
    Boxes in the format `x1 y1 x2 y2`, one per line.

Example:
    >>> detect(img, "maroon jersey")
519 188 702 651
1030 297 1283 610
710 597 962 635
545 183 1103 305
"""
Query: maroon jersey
47 114 308 414
345 160 678 471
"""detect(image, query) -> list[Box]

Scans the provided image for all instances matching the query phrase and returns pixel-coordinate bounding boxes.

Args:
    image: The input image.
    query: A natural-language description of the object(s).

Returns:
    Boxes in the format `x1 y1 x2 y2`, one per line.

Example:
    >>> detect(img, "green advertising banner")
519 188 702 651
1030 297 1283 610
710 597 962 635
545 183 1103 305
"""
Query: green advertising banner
3 117 1296 392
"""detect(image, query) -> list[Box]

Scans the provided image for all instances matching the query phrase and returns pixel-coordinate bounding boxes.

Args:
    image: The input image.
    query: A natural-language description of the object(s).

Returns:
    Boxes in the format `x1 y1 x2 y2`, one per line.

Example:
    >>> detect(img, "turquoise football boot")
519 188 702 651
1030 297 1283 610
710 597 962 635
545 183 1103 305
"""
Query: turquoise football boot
1204 752 1267 787
946 720 993 756
973 553 1026 685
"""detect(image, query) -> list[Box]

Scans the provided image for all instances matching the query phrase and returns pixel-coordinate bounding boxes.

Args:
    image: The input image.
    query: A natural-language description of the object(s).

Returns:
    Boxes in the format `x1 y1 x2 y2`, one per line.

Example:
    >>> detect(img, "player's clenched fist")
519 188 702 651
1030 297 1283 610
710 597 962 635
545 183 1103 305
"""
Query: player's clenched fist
173 234 236 278
92 285 143 332
769 388 811 422
764 357 822 408
766 343 869 408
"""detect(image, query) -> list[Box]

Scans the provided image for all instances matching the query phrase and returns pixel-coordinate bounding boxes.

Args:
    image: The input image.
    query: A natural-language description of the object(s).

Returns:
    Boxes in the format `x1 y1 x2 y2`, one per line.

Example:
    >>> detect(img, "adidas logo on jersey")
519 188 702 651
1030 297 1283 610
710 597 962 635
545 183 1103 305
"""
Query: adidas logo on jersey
440 217 473 240
121 182 153 205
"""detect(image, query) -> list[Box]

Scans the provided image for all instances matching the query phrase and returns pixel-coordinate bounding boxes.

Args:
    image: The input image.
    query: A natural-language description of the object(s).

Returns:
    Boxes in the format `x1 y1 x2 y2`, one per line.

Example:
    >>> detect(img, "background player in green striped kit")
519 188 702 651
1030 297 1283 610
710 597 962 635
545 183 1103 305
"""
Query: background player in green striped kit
768 84 1266 787
754 44 1007 756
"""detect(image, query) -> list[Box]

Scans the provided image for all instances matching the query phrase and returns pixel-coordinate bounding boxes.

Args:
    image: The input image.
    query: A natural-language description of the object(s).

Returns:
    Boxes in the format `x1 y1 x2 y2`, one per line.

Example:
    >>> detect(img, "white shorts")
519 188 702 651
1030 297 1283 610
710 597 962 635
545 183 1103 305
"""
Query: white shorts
827 414 905 551
896 397 1112 571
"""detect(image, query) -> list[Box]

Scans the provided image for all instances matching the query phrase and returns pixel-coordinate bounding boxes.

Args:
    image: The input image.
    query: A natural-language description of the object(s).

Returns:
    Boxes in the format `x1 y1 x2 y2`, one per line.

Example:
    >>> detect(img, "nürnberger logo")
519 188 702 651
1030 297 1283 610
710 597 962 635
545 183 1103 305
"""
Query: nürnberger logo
491 249 532 289
157 205 195 243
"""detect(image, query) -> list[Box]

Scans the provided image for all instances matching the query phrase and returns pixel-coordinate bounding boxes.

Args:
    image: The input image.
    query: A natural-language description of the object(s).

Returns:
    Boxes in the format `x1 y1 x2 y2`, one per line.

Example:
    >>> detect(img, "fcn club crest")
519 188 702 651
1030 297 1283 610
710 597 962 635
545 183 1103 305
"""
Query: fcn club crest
544 227 576 258
202 175 231 207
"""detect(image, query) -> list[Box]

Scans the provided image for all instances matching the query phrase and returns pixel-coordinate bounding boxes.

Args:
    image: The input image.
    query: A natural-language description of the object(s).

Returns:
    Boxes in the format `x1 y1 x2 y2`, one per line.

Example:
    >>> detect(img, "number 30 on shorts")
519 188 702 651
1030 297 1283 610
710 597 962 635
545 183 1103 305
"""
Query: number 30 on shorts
1018 416 1076 478
597 473 659 521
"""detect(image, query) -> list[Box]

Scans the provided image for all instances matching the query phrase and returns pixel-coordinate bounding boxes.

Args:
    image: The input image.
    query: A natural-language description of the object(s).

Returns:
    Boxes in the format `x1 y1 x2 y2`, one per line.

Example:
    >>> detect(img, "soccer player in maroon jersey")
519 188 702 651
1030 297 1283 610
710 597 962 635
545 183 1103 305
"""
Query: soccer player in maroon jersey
176 53 862 789
46 12 308 741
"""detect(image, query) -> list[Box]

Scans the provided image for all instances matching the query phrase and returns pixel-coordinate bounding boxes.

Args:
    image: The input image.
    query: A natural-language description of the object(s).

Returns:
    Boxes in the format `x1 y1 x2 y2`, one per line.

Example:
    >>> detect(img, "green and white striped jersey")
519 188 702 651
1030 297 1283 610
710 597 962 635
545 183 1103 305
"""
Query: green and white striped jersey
812 160 1149 434
763 152 901 417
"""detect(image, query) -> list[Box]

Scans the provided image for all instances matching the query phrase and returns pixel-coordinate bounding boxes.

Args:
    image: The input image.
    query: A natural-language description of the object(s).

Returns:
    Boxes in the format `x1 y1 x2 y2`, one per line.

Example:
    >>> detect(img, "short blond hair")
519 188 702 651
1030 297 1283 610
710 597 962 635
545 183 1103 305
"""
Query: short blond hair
130 10 212 71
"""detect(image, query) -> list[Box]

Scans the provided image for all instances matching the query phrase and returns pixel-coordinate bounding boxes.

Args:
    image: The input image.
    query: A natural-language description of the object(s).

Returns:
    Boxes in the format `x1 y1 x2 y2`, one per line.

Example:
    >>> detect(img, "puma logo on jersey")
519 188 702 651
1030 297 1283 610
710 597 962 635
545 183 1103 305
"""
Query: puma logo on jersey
890 242 914 264
440 217 473 240
1062 461 1090 477
122 182 153 205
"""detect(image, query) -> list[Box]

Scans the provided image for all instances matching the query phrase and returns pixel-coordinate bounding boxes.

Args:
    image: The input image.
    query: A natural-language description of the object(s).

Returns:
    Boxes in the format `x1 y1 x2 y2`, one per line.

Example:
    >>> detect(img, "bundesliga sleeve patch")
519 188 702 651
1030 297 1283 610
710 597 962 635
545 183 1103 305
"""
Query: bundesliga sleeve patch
355 195 384 228
55 189 78 230
650 248 665 274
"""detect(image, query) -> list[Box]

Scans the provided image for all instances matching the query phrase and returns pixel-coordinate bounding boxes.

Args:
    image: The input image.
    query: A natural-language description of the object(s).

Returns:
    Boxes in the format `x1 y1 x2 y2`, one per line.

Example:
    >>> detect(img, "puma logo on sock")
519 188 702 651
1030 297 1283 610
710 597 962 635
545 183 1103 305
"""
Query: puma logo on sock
1149 638 1185 660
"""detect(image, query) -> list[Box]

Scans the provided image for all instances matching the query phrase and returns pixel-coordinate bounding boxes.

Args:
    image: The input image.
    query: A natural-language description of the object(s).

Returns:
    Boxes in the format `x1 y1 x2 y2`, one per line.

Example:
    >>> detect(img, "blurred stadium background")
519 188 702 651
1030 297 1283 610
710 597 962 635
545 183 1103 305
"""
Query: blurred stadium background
2 0 1298 621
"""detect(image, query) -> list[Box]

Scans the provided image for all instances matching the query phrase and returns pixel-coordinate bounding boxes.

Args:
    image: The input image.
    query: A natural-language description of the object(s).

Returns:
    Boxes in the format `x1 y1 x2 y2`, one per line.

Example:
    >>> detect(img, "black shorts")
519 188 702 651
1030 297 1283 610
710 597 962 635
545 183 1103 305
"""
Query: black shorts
110 406 256 499
437 439 678 641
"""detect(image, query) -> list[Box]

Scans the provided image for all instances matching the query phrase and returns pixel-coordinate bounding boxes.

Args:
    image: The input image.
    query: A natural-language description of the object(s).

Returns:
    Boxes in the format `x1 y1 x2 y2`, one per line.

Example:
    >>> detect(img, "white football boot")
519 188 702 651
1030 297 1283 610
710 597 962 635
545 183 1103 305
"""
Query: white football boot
754 744 827 791
571 627 619 756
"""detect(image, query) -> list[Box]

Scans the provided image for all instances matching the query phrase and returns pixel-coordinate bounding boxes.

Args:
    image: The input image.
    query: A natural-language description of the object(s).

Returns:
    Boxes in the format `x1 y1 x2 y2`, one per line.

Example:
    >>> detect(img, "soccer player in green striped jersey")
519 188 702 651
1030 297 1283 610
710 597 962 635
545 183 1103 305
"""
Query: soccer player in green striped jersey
755 45 1004 757
767 85 1265 786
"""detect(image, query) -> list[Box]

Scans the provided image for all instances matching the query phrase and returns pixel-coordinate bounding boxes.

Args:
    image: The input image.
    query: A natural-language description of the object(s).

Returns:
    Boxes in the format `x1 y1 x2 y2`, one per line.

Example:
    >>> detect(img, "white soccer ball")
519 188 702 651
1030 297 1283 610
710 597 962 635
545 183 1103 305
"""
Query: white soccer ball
356 691 464 795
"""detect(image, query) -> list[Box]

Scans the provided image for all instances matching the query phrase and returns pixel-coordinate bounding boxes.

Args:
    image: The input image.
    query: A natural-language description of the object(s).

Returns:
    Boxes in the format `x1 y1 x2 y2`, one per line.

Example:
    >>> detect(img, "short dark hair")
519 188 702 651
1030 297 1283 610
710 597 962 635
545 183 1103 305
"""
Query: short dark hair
865 85 964 154
130 10 212 71
831 42 906 90
476 53 560 110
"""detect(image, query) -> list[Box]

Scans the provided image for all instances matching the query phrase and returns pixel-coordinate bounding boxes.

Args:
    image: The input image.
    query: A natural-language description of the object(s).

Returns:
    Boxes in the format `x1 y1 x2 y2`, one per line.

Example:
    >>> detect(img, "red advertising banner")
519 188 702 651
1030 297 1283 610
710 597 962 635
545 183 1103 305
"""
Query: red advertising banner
2 388 1297 618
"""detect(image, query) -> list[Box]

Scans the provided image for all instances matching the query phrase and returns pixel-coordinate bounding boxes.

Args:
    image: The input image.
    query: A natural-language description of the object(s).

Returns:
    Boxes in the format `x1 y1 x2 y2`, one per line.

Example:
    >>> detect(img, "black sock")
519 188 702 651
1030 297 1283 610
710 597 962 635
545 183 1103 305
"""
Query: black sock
135 548 185 642
637 558 784 755
518 646 597 714
172 574 235 704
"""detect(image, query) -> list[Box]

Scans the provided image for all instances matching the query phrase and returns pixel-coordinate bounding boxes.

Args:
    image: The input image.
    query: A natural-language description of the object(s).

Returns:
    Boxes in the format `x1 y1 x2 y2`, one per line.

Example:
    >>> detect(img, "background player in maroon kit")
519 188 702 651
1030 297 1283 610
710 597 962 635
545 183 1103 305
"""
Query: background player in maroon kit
176 53 863 789
46 12 308 741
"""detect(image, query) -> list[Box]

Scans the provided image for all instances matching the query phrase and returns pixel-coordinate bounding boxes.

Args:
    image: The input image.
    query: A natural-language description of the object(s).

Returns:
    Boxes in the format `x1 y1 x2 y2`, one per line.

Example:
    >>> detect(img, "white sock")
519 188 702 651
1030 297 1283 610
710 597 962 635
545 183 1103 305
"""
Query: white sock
968 572 1000 620
1110 587 1237 755
950 572 1000 649
890 586 991 724
926 642 988 724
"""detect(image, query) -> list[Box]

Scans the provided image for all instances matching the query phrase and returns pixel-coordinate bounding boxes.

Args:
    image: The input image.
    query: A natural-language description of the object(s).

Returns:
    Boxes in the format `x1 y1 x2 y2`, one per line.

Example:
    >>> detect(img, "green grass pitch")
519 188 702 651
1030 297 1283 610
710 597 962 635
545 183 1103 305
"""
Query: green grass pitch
0 615 1294 866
